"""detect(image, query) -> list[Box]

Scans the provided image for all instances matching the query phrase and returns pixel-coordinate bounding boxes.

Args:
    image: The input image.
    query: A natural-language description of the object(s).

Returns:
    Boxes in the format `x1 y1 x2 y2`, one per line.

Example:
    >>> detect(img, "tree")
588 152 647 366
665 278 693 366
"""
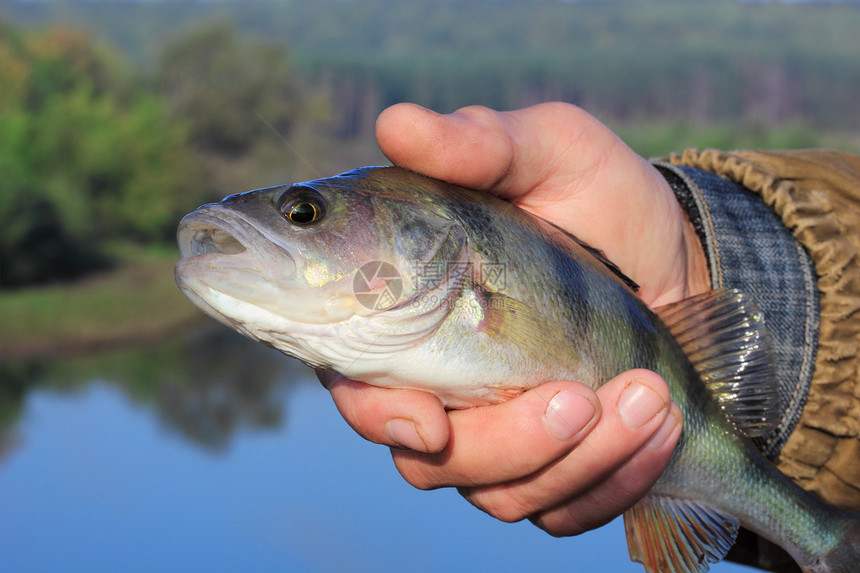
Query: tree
0 20 198 288
156 20 303 157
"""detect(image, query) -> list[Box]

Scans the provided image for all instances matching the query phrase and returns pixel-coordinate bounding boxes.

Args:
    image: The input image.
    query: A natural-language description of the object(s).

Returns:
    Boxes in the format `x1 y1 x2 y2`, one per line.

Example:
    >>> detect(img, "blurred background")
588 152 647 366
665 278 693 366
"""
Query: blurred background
1 0 859 571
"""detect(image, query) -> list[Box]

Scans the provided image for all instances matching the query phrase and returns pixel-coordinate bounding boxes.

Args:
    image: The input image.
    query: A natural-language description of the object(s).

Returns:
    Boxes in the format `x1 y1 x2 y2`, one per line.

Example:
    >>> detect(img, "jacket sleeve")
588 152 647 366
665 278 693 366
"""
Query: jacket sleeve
655 149 860 571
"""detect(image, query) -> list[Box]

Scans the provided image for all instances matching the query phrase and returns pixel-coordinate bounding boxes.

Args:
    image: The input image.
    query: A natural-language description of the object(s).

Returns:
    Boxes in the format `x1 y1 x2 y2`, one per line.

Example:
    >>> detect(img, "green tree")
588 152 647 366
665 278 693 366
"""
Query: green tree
0 21 199 288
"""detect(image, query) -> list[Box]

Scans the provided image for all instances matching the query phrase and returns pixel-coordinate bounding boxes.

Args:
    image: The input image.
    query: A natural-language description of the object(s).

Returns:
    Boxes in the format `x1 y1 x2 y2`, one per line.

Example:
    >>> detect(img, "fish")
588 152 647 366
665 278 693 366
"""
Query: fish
175 165 860 572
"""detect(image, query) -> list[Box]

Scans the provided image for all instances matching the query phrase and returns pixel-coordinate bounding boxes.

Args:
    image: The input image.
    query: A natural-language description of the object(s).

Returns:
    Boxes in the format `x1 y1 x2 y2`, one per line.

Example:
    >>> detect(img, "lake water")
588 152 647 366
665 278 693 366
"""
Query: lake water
0 323 752 572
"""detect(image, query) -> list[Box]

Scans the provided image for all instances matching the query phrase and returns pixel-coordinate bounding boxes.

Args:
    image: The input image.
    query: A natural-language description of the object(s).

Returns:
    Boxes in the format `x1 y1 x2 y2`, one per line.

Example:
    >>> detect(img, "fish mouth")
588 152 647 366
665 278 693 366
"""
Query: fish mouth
183 224 247 258
176 209 298 286
177 212 249 259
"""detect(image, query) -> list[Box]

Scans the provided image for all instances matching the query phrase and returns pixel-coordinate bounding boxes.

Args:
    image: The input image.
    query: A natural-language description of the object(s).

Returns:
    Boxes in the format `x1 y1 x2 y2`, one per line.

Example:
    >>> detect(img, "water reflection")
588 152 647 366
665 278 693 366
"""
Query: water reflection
0 323 751 572
0 321 315 458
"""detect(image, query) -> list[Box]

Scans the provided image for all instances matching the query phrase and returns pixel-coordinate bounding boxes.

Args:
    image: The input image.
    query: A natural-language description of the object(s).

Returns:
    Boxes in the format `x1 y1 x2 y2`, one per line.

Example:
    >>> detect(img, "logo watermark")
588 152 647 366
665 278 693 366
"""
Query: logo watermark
353 261 403 310
410 261 507 292
353 260 507 310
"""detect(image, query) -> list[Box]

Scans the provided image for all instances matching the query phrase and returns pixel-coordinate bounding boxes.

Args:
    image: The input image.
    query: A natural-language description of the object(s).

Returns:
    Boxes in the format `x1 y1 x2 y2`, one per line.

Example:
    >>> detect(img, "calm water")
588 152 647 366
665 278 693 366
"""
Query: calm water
0 324 752 572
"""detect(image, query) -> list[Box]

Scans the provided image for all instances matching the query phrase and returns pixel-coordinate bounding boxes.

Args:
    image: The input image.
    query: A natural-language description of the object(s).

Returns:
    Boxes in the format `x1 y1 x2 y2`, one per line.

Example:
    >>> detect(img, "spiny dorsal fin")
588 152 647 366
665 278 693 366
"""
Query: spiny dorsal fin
546 221 640 292
624 494 739 573
654 289 779 438
571 236 639 292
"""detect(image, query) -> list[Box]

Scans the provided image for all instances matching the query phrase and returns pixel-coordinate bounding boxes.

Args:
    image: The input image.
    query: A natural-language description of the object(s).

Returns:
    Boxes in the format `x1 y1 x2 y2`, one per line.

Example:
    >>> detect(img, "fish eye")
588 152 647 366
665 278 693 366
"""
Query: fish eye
279 186 326 226
287 201 321 224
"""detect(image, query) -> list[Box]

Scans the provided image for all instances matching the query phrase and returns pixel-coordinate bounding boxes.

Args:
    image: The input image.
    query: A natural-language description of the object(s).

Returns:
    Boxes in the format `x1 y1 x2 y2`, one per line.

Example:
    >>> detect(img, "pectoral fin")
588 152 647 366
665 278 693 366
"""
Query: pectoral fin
624 494 739 573
478 288 573 365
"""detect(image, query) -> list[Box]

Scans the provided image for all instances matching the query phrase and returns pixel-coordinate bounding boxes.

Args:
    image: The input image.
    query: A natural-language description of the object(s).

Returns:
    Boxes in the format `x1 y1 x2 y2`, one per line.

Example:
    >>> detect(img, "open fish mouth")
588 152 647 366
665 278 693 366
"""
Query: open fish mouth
180 220 247 258
177 212 255 260
177 209 299 287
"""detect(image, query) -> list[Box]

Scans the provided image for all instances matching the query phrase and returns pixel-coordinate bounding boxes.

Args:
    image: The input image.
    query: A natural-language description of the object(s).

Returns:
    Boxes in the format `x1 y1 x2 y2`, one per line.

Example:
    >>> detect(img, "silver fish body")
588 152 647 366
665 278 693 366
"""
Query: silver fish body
175 166 860 572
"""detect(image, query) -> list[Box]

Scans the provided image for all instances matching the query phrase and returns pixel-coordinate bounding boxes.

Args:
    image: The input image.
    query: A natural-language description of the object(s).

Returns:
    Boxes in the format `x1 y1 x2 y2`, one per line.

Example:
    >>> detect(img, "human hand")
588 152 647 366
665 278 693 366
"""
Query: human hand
323 102 707 535
375 102 710 306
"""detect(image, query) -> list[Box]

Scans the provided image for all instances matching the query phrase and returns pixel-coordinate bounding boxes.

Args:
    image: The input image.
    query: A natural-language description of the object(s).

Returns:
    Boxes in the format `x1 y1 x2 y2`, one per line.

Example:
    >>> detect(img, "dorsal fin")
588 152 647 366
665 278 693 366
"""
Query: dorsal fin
654 289 779 437
546 221 640 292
572 235 639 292
624 494 739 573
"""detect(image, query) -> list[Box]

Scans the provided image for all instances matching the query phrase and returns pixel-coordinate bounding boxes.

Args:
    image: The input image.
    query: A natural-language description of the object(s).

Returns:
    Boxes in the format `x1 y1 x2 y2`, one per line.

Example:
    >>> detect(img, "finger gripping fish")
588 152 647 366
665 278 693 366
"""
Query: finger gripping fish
175 166 860 572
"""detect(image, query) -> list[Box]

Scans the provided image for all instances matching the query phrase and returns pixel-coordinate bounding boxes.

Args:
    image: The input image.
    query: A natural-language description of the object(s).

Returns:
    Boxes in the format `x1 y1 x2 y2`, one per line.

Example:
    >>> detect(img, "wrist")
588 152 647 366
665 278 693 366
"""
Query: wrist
682 214 712 297
652 162 713 298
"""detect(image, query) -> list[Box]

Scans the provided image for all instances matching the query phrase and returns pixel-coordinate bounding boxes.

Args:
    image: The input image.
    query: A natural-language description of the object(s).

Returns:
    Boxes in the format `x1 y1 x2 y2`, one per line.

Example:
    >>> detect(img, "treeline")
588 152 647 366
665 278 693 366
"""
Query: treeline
4 0 860 137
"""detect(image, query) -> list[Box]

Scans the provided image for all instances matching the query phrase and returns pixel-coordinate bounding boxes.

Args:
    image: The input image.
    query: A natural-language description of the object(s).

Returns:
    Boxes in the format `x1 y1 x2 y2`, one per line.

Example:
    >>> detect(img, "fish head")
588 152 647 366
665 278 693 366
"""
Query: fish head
175 166 468 368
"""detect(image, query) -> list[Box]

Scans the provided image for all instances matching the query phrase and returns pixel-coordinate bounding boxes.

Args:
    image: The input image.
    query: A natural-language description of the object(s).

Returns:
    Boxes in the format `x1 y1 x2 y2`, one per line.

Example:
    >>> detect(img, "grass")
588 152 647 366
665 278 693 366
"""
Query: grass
0 247 204 358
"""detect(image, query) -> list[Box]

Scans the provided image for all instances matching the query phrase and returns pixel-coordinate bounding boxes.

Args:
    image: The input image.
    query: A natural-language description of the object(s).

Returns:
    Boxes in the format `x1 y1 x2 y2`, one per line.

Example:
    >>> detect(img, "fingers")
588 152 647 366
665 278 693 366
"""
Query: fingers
390 381 602 489
318 370 450 453
321 367 682 537
531 403 682 536
392 370 680 531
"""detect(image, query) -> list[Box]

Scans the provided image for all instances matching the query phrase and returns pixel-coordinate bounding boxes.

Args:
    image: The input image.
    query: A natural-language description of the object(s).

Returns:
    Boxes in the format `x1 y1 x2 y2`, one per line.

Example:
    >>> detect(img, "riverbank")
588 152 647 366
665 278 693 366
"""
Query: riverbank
0 250 204 359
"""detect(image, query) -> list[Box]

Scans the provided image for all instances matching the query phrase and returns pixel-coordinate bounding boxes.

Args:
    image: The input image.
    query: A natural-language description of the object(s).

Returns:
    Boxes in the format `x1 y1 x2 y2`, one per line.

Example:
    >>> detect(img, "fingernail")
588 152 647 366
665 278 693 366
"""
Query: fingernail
647 408 682 450
544 391 597 441
384 418 429 452
617 382 666 428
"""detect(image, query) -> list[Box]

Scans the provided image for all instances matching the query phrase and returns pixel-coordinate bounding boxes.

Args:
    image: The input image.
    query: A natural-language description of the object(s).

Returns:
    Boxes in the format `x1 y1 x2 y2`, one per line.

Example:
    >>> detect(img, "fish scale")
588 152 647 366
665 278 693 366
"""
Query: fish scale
175 166 860 572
